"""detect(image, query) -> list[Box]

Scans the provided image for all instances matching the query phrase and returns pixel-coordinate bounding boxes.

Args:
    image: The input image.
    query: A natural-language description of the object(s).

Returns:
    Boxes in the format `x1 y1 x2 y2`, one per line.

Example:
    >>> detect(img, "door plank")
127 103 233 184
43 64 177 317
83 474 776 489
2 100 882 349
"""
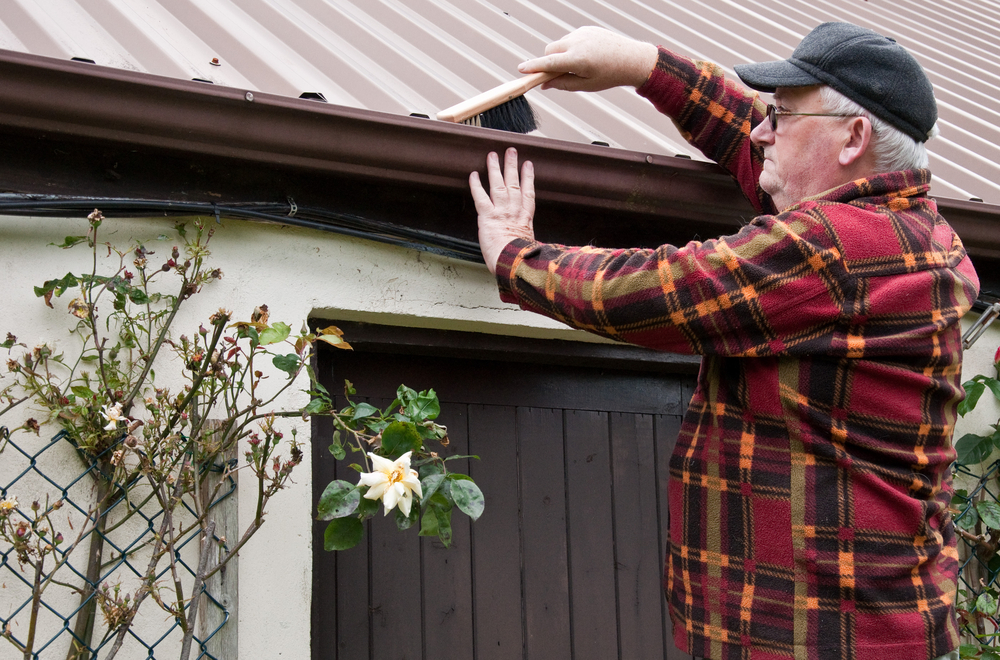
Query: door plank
564 410 619 660
468 404 524 660
421 402 474 660
611 412 668 660
518 407 572 660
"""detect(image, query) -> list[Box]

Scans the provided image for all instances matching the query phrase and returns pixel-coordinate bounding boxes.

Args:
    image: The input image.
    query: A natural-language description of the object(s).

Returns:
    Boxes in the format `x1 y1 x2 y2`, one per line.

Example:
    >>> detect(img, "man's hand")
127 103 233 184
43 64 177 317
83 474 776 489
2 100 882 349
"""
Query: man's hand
518 26 658 92
470 148 535 275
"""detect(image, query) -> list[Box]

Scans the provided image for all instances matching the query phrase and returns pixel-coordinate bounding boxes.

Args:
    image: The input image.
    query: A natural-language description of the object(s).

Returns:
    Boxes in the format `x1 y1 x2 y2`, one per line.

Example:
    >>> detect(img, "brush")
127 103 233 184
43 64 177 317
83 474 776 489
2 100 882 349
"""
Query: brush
436 71 560 133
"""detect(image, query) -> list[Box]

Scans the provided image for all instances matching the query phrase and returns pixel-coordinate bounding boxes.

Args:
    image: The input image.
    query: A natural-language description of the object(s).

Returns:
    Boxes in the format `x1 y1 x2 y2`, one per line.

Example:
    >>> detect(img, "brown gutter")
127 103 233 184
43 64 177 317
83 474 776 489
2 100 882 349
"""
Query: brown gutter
0 48 997 260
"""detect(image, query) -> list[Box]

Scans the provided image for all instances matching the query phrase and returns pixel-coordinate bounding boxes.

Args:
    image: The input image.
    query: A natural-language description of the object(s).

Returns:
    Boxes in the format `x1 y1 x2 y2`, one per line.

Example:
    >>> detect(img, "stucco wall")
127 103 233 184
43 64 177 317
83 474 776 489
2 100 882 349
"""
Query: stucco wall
2 213 998 659
0 213 594 660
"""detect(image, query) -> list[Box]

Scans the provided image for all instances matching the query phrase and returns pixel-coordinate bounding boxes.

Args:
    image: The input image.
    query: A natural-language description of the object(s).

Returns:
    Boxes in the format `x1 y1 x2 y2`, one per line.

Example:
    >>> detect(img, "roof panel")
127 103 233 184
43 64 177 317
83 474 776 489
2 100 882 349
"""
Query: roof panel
1 0 997 203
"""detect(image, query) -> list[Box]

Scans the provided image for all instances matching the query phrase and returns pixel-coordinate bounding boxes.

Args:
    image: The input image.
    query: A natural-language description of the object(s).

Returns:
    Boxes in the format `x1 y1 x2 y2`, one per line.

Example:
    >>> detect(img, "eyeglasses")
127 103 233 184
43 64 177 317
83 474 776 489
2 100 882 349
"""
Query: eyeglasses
765 103 859 130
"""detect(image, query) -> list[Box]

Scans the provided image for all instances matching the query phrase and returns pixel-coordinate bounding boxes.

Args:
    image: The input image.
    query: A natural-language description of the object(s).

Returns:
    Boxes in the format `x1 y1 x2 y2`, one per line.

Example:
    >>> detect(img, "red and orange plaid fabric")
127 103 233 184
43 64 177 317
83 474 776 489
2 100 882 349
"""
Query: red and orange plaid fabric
494 48 980 659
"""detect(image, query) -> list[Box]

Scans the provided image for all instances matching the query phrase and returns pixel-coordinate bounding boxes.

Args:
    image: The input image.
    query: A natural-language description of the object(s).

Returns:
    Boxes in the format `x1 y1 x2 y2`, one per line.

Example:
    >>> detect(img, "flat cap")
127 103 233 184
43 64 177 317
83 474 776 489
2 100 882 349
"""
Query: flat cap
734 22 937 142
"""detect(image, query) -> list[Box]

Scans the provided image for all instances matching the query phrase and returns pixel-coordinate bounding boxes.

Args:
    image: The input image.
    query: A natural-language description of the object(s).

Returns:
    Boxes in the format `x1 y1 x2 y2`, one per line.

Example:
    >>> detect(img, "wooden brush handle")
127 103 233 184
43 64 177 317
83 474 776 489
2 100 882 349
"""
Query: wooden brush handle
436 71 560 123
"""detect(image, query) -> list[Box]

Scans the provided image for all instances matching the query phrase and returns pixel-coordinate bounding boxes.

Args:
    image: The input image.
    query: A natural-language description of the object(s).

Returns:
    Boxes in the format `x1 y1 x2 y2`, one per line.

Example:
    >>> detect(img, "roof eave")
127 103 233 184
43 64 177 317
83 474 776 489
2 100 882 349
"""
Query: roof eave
0 47 997 261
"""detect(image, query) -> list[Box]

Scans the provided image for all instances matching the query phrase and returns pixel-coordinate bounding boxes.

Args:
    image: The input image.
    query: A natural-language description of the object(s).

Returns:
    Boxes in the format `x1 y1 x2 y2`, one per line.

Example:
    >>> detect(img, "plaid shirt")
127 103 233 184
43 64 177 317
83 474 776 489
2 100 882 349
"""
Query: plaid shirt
494 48 980 660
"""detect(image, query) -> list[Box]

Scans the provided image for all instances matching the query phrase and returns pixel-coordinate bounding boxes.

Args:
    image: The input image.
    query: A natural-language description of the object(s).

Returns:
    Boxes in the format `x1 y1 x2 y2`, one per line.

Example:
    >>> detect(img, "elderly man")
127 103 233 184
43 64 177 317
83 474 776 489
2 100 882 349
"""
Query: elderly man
470 22 980 660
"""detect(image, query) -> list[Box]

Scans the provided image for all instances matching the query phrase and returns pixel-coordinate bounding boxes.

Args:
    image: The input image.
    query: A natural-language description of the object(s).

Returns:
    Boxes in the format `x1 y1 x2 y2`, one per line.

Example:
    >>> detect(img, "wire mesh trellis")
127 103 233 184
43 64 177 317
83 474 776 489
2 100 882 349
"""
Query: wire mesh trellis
1 428 234 660
953 460 1000 650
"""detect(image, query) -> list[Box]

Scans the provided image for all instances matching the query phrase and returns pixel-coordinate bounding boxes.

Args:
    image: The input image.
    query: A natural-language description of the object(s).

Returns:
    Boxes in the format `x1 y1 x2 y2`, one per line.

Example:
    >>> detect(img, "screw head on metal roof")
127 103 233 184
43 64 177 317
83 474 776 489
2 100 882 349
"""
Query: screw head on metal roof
245 92 254 102
210 57 221 66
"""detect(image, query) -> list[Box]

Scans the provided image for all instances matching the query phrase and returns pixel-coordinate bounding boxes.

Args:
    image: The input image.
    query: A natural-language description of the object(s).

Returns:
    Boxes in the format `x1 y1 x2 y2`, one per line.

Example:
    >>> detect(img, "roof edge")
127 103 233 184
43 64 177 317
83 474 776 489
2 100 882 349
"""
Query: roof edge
0 48 996 260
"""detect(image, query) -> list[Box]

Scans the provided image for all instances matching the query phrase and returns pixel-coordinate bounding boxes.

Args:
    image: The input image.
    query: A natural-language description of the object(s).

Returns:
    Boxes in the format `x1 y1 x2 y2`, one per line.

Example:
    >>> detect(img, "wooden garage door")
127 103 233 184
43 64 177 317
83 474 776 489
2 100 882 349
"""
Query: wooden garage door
311 324 698 660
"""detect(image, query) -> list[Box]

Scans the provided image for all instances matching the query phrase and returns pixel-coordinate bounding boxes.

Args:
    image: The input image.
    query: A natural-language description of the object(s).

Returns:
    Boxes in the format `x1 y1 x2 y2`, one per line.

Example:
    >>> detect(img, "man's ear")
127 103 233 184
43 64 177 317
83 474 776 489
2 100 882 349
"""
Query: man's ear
839 116 873 167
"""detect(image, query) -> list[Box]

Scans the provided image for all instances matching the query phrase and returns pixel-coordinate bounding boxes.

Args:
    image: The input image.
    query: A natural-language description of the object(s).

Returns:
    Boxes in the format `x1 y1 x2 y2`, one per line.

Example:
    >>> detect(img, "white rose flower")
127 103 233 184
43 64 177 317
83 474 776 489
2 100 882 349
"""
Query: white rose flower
358 451 423 517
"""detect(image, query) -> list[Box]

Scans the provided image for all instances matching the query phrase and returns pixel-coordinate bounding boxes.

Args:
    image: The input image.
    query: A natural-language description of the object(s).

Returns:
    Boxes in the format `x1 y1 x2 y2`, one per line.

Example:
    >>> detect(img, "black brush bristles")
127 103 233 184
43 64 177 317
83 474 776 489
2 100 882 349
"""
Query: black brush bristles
462 95 538 133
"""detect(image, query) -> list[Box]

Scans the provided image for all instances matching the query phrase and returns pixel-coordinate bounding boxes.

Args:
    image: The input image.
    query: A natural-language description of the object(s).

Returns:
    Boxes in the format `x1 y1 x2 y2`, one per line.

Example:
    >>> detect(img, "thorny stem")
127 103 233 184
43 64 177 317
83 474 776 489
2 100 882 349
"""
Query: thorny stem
104 460 190 660
0 395 29 418
23 554 44 660
157 319 226 443
122 276 189 412
65 467 113 660
178 520 216 660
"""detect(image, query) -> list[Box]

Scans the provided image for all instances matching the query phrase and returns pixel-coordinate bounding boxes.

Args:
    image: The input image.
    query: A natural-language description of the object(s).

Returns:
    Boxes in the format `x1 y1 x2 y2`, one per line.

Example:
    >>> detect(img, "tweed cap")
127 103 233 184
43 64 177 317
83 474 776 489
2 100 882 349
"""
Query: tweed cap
734 22 937 143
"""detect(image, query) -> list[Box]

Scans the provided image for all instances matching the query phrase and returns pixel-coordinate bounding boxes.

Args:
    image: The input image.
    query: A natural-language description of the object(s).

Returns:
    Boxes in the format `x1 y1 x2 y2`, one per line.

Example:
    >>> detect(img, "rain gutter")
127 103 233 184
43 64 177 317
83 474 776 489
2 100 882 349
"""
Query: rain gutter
0 48 997 261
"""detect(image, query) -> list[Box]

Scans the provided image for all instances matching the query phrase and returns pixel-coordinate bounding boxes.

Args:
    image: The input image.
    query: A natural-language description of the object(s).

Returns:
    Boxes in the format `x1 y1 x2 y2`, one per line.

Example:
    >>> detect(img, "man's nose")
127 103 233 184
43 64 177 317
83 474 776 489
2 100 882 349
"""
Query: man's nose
750 116 772 145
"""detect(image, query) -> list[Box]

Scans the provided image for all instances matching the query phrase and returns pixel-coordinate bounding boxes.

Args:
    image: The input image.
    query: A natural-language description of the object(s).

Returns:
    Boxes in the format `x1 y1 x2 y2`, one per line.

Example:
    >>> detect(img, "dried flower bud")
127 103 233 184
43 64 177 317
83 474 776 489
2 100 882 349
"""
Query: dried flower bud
31 500 40 511
7 359 20 373
171 246 180 260
24 418 40 434
125 434 138 448
88 209 104 222
15 522 28 538
251 305 269 324
123 270 133 281
161 263 170 272
68 298 91 319
54 532 64 545
52 500 63 510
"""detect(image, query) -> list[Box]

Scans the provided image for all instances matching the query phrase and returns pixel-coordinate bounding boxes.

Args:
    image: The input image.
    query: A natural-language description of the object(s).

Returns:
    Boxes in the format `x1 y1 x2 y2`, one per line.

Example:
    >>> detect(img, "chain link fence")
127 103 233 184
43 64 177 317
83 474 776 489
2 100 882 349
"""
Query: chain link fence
953 460 1000 651
1 429 233 659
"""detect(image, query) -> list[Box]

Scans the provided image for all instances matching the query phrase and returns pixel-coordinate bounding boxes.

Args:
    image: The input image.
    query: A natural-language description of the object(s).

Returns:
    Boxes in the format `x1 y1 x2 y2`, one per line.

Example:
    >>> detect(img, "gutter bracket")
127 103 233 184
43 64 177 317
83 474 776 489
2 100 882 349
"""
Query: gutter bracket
963 302 1000 350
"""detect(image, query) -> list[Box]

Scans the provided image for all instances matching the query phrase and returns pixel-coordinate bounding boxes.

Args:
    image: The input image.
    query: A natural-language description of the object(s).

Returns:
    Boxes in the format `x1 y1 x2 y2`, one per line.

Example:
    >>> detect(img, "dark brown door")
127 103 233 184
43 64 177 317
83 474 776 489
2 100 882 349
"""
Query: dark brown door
311 324 697 660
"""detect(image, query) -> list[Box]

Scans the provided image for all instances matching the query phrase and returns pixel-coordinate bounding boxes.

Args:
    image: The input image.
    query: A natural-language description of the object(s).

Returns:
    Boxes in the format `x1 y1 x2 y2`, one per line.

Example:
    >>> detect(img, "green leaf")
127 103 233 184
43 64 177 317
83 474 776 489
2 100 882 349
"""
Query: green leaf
421 474 446 505
34 273 79 300
960 644 982 659
405 389 440 421
955 433 993 465
351 402 380 421
956 503 979 531
305 398 328 414
71 385 95 400
983 649 1000 660
259 322 291 346
986 376 1000 402
450 477 485 521
127 287 150 305
977 591 999 616
960 381 987 417
395 503 420 530
419 493 453 547
317 480 360 520
380 421 423 459
50 235 88 249
356 492 379 517
977 501 1000 530
396 384 417 406
328 432 346 460
324 517 363 551
272 353 300 374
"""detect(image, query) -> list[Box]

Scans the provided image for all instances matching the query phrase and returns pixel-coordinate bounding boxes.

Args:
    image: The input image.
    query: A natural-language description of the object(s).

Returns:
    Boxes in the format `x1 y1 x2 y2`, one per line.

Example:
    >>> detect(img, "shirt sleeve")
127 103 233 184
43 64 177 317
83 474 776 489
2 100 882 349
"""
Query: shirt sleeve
495 212 849 357
637 47 775 215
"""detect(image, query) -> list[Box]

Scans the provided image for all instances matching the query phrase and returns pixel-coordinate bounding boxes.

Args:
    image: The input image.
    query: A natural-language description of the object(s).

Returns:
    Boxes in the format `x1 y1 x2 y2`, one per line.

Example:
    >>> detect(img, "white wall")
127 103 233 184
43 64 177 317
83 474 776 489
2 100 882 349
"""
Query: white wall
0 213 590 660
2 213 998 659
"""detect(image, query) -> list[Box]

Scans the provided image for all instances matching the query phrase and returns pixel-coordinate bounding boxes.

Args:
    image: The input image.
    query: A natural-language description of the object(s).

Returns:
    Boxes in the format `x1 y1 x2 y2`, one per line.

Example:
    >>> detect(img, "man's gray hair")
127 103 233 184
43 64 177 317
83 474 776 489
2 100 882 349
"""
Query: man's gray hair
819 86 938 173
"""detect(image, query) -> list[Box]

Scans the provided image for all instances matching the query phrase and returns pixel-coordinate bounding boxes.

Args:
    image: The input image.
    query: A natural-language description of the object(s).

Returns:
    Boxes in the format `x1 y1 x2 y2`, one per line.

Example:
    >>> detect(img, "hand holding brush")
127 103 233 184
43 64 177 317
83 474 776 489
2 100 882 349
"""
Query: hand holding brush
436 71 560 133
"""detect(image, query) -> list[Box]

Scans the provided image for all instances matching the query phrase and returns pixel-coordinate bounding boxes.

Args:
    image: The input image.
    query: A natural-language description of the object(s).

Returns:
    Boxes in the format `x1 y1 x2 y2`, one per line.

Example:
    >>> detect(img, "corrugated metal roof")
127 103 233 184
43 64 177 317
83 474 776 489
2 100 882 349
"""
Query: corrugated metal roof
2 0 998 204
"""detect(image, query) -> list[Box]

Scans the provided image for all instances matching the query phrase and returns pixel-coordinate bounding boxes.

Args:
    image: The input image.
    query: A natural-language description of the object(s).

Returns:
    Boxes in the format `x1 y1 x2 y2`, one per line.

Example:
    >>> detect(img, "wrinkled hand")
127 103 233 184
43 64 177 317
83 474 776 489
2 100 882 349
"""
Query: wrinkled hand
469 148 536 275
518 26 658 92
